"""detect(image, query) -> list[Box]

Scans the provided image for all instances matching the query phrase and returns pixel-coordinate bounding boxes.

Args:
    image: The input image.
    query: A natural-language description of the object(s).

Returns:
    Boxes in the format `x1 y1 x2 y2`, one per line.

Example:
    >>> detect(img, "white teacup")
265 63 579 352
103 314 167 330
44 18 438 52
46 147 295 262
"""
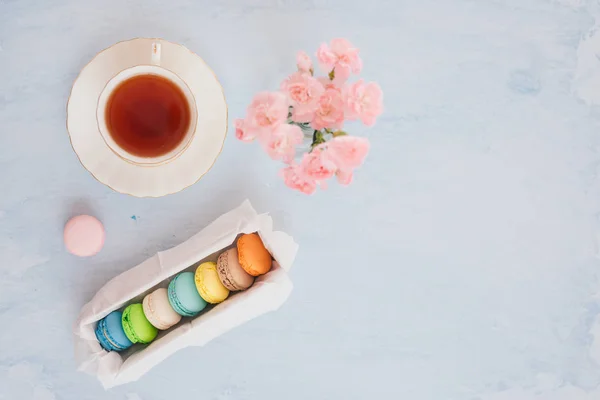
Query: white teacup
67 38 227 197
96 42 198 166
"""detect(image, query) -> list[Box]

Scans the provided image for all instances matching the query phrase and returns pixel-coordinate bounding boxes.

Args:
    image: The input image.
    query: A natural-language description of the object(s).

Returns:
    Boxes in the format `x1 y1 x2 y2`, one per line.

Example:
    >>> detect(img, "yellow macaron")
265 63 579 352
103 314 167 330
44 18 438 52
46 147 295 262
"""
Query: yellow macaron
195 262 230 304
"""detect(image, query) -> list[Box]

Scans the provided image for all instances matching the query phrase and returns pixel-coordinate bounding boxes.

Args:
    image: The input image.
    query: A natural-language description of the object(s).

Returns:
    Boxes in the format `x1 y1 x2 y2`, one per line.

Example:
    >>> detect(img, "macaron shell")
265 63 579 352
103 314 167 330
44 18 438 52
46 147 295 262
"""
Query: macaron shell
168 272 207 317
121 305 138 343
217 248 254 291
95 311 133 351
102 311 133 351
195 262 230 304
122 303 158 344
95 318 119 352
237 233 272 276
168 279 194 317
143 288 182 330
64 215 105 257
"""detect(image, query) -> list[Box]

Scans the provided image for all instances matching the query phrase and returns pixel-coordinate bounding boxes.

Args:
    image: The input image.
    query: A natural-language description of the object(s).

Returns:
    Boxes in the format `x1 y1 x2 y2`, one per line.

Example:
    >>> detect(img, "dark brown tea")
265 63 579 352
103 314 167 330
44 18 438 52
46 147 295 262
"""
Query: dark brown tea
105 74 191 158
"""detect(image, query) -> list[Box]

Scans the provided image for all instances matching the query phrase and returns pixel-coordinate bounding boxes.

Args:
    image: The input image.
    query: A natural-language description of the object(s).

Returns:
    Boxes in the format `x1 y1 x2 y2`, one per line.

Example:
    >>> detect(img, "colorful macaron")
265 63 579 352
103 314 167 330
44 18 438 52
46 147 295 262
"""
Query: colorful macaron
95 311 133 352
217 248 254 291
121 303 158 345
195 262 230 304
64 215 105 257
237 233 272 276
143 288 182 330
168 271 207 317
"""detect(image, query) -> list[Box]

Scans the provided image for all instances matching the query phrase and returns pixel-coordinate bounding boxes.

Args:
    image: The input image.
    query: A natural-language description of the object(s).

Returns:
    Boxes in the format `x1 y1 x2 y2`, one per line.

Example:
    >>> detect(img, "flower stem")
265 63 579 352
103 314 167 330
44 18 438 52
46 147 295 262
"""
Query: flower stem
311 130 326 150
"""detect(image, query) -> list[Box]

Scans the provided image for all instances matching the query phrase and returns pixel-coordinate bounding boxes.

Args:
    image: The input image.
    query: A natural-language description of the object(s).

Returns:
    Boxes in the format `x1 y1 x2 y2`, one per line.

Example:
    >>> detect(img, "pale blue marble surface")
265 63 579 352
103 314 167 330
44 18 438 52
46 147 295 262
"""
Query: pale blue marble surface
2 0 600 399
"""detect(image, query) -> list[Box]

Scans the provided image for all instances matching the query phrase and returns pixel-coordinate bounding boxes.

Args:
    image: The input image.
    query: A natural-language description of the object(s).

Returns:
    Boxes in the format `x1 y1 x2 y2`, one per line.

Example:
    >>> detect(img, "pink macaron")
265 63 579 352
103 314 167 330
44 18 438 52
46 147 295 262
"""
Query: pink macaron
64 215 105 257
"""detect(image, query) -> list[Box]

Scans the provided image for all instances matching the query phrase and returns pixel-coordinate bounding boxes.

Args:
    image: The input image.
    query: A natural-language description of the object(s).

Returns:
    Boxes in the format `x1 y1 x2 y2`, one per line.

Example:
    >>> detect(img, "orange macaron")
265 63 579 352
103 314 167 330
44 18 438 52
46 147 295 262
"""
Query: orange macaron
237 233 272 276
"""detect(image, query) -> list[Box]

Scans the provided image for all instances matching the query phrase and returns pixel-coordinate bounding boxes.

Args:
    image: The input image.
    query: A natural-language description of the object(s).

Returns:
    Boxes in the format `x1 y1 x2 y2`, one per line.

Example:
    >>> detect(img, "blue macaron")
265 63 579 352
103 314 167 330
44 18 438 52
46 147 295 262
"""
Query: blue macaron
168 272 207 317
95 311 133 352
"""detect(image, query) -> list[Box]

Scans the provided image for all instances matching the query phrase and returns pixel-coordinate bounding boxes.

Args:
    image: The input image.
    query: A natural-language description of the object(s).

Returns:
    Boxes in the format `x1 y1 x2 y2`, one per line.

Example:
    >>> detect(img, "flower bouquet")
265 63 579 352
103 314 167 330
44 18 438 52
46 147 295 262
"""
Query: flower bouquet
235 38 383 194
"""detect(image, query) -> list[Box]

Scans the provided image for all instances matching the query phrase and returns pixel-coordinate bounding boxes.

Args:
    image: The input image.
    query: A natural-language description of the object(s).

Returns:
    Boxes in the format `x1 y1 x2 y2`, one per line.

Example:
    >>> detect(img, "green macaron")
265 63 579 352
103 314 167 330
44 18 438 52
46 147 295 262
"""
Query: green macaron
122 303 158 344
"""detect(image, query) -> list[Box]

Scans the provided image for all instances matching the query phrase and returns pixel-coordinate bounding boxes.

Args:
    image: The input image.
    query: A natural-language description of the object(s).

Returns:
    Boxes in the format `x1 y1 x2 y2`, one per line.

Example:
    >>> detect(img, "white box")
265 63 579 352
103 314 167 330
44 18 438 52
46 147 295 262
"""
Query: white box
73 200 298 388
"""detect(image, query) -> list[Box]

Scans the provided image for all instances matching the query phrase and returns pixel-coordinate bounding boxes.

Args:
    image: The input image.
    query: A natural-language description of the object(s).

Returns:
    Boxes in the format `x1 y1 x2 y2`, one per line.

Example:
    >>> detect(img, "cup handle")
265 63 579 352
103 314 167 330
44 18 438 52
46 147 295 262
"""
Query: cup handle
151 42 161 66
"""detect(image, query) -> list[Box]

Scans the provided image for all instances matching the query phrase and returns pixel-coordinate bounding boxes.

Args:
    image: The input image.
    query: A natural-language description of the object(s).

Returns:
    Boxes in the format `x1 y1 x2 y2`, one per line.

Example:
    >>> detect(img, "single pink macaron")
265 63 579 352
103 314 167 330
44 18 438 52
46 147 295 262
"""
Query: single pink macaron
64 215 105 257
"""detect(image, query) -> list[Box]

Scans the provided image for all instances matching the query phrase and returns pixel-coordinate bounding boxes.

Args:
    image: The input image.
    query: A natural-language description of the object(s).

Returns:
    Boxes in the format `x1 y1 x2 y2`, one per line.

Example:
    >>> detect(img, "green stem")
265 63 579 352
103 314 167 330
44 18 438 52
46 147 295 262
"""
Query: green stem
311 130 326 150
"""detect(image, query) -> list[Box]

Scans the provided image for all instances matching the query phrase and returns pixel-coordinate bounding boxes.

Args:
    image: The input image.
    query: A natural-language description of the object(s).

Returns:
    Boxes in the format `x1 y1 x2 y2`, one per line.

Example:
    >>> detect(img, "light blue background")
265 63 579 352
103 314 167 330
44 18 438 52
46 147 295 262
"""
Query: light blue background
2 0 600 399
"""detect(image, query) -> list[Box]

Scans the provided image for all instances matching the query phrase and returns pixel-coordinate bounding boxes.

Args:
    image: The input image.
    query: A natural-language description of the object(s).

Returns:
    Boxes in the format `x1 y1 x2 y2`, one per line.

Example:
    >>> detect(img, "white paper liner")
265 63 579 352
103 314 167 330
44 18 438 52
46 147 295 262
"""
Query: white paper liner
73 200 298 388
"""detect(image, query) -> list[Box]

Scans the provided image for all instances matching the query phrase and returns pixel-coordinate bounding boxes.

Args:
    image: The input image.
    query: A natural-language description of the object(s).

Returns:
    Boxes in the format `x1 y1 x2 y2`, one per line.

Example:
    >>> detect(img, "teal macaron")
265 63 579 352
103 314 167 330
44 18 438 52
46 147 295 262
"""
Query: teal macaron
168 272 207 317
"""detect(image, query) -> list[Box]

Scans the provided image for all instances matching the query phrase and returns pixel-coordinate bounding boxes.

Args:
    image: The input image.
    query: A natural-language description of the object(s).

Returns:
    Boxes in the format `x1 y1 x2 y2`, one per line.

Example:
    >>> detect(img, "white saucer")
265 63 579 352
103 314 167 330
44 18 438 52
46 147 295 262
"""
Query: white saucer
67 38 227 197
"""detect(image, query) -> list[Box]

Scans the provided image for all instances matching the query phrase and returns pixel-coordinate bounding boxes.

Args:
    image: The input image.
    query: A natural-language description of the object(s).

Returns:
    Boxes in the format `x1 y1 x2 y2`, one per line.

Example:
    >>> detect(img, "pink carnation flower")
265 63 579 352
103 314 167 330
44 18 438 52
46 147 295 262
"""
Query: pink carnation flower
281 72 324 122
327 135 370 171
296 51 312 73
336 169 353 186
245 91 289 136
317 76 341 91
280 164 317 195
299 148 337 184
260 123 303 163
312 88 345 130
316 38 362 82
344 80 383 126
234 118 257 142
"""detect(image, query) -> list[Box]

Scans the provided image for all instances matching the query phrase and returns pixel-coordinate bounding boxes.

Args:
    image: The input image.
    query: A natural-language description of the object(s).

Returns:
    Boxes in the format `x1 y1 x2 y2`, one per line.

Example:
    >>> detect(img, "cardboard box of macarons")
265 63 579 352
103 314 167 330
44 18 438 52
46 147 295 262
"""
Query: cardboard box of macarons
73 200 298 388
